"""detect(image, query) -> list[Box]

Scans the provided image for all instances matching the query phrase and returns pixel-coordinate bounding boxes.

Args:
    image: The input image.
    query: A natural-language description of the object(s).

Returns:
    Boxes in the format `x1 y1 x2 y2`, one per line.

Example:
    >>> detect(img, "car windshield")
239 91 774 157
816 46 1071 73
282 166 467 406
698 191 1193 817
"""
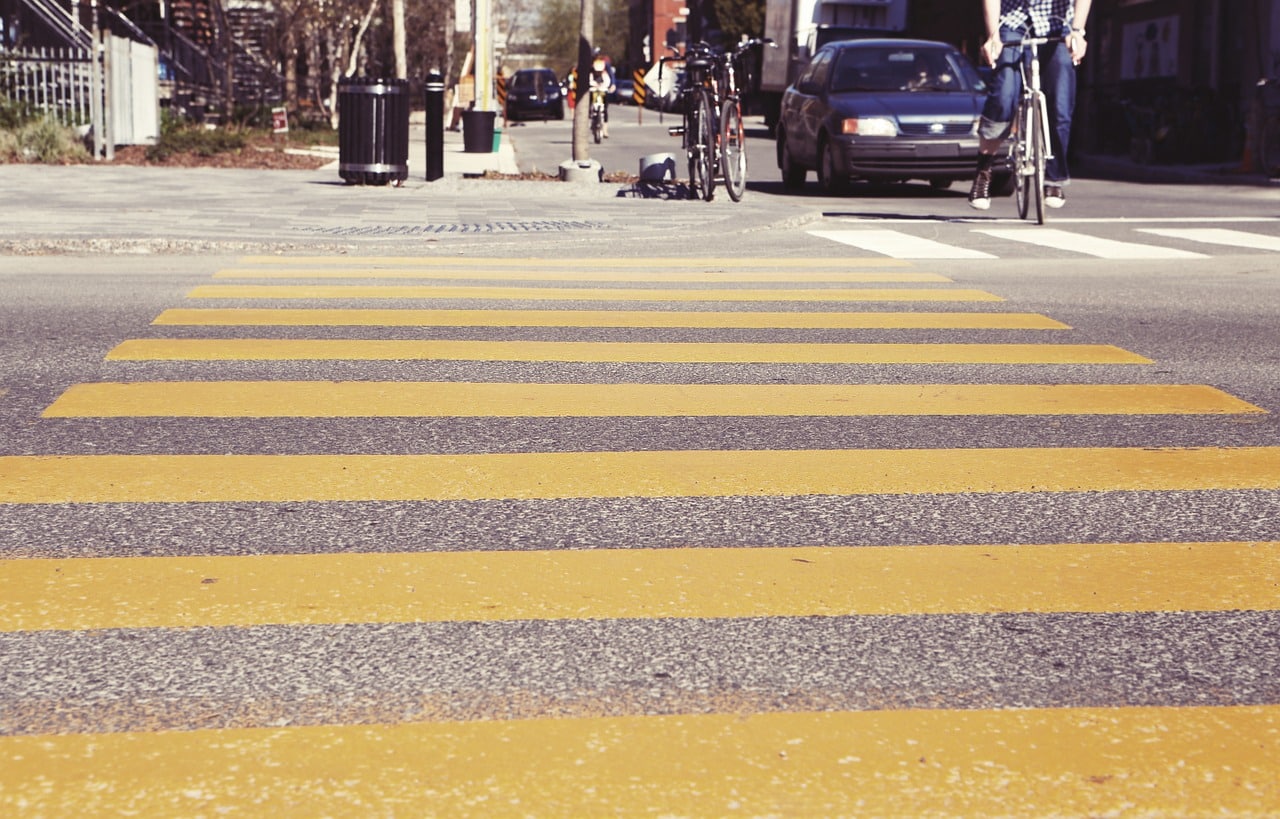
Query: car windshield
512 72 549 92
830 47 971 93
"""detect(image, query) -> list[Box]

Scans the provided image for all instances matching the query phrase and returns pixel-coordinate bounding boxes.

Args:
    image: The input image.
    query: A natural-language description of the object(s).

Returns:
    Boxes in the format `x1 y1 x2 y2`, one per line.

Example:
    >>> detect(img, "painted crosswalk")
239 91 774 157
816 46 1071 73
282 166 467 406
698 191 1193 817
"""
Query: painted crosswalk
186 283 1000 301
3 255 1278 814
4 542 1278 631
103 338 1149 363
1138 227 1280 253
810 222 1280 259
152 307 1067 329
6 446 1280 504
5 706 1277 815
44 382 1258 418
975 228 1209 259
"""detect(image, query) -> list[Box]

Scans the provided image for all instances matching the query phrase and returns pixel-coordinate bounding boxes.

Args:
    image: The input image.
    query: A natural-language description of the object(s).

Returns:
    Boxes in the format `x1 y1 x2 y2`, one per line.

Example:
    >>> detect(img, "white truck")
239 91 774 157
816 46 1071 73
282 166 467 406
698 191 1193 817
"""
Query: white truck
758 0 909 130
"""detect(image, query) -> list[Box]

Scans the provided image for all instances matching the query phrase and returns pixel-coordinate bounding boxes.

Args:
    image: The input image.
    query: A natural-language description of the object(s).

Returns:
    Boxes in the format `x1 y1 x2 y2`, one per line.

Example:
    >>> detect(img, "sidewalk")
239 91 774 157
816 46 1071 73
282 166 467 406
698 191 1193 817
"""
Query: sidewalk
402 110 521 178
1076 153 1278 187
0 115 764 255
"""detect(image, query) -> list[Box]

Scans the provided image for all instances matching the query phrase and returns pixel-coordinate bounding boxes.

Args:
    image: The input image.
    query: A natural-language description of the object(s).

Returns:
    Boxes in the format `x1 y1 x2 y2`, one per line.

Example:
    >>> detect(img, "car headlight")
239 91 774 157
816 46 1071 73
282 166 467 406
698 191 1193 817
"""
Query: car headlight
841 117 897 136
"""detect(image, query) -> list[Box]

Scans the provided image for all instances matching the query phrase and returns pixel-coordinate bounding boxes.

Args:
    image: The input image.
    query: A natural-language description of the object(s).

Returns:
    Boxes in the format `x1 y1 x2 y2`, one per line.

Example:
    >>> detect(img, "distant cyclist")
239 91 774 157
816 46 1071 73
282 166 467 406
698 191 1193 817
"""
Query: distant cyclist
968 0 1092 211
588 52 617 138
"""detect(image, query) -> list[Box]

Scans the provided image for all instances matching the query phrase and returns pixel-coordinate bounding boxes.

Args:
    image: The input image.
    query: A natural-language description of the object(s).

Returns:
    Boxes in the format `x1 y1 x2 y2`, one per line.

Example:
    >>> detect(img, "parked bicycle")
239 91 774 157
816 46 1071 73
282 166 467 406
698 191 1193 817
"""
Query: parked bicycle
1007 35 1062 224
662 38 773 202
716 37 775 202
662 41 719 200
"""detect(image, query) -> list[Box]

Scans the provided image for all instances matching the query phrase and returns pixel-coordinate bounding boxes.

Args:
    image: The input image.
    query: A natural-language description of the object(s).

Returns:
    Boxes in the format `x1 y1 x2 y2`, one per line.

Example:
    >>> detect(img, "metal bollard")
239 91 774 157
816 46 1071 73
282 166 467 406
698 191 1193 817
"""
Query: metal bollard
424 70 445 181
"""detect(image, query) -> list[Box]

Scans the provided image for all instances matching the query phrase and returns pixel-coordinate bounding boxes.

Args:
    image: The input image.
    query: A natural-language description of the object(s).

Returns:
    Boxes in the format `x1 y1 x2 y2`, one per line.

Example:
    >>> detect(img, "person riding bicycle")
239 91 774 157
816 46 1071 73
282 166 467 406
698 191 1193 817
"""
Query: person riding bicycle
968 0 1091 211
588 52 617 138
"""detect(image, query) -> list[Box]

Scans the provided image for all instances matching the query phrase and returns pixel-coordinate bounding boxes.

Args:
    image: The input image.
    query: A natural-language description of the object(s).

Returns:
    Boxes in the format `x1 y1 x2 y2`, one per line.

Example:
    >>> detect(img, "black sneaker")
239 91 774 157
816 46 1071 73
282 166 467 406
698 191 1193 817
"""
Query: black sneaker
968 169 992 210
1045 184 1065 208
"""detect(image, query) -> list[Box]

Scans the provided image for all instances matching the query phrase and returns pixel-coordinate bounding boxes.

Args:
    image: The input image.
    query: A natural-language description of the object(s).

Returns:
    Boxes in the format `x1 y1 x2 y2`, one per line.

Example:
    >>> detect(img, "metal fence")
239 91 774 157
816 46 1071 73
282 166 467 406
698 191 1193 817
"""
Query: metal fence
1 46 95 126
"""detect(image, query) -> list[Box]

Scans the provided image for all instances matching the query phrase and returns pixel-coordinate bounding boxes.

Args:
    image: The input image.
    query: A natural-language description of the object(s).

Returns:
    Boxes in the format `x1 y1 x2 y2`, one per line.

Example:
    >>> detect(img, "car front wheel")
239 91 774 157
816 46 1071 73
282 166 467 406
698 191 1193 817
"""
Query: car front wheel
817 137 849 195
778 133 806 191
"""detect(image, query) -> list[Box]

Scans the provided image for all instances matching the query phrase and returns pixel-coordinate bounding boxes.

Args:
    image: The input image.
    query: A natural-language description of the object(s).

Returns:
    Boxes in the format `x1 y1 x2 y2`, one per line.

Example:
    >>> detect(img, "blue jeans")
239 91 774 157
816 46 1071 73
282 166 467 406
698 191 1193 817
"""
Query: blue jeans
979 27 1077 183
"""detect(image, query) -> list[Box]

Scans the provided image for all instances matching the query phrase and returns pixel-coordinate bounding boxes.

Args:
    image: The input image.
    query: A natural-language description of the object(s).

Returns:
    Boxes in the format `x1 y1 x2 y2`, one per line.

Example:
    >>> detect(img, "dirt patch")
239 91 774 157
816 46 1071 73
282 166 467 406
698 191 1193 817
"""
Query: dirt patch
110 143 331 170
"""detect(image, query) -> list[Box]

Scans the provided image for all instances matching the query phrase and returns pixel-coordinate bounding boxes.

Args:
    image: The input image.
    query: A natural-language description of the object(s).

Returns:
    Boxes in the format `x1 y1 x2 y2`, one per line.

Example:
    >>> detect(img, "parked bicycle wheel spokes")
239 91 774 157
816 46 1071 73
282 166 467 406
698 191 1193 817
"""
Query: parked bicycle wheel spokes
720 98 746 201
689 87 716 201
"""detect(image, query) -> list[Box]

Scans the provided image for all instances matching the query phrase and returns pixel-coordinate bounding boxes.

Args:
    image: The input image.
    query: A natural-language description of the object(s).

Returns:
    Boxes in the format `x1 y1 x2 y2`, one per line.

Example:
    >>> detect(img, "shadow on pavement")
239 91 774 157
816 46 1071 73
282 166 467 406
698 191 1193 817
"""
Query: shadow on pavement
616 181 697 200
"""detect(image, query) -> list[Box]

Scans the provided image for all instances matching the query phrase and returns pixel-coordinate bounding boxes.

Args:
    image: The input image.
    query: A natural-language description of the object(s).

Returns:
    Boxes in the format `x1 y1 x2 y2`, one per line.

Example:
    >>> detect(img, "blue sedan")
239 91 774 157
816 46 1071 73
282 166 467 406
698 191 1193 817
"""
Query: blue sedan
776 38 1010 195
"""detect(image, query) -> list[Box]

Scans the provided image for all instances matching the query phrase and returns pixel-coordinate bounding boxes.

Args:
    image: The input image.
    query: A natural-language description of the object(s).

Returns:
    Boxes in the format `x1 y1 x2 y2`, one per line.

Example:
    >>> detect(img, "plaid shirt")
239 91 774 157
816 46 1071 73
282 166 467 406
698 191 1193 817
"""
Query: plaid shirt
1000 0 1077 36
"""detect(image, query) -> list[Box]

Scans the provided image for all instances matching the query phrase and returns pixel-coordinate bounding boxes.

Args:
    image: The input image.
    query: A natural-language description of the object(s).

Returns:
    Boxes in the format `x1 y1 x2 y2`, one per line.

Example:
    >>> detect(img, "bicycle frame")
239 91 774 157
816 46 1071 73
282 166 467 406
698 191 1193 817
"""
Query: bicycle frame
1018 39 1055 164
1011 36 1060 223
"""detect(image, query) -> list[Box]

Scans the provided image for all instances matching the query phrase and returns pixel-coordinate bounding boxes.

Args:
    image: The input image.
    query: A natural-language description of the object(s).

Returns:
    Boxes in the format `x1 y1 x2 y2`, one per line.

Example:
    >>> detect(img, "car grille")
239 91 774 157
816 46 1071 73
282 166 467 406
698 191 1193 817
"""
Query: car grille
899 122 974 136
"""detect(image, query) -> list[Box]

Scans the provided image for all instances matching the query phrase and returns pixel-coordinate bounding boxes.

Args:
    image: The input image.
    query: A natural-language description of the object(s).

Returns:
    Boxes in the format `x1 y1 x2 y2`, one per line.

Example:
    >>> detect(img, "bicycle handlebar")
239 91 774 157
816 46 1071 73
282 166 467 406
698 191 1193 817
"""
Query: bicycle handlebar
1009 34 1067 46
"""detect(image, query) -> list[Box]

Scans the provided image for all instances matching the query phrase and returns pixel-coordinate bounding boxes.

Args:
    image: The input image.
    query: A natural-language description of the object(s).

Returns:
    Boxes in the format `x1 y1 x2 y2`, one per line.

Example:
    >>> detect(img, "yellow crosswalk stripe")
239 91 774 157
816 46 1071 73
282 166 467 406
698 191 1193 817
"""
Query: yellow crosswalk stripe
104 339 1149 363
4 542 1276 632
2 706 1276 815
43 382 1261 418
212 267 951 282
236 255 914 268
3 447 1278 504
154 307 1068 329
187 284 1005 302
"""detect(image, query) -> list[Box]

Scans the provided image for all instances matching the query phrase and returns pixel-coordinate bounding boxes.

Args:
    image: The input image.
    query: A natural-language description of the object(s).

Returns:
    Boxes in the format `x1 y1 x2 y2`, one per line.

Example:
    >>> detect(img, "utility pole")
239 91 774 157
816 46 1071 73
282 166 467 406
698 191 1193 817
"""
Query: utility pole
89 0 104 159
474 0 495 111
572 0 593 162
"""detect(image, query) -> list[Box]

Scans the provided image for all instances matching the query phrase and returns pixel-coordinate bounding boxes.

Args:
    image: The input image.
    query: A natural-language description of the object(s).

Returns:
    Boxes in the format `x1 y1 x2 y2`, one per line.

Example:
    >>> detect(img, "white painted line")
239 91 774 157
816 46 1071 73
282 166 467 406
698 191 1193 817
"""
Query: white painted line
809 230 996 259
1137 228 1280 253
975 228 1209 259
832 216 1280 225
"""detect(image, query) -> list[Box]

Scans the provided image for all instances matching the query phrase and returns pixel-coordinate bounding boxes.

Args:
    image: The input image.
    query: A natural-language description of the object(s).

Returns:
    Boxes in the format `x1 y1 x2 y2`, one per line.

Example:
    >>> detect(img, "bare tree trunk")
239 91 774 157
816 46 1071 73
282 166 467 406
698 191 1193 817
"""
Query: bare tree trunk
283 29 298 111
393 0 407 79
572 0 593 162
345 0 380 77
327 0 381 128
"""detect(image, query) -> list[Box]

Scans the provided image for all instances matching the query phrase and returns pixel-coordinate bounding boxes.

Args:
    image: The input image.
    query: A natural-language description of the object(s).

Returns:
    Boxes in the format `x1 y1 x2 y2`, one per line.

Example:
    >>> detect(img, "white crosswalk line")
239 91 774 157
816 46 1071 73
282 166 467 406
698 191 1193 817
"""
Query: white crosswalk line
975 228 1209 259
808 229 996 259
1137 228 1280 253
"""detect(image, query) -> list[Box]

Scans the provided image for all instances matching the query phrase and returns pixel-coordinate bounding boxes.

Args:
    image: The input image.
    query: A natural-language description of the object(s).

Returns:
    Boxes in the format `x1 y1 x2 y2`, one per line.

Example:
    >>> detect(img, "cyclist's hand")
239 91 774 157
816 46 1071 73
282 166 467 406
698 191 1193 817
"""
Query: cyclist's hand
981 33 1002 67
1068 31 1088 65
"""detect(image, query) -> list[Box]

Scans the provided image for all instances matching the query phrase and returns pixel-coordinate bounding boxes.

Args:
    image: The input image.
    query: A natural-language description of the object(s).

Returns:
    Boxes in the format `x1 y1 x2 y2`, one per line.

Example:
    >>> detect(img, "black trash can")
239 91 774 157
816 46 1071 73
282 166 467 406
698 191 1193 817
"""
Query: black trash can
338 77 410 185
461 109 497 153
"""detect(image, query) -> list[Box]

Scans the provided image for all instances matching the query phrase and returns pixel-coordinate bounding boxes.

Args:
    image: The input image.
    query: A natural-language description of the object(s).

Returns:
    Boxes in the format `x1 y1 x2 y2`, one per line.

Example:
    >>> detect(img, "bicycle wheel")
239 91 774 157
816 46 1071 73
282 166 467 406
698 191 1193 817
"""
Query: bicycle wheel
720 97 747 202
1031 95 1047 224
1014 101 1032 220
688 88 716 201
591 110 602 144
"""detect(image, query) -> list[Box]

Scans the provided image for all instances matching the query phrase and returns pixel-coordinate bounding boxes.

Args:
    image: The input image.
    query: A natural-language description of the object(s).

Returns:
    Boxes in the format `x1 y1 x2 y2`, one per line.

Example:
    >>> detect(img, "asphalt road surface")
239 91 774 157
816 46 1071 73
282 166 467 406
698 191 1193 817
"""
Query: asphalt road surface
2 154 1280 815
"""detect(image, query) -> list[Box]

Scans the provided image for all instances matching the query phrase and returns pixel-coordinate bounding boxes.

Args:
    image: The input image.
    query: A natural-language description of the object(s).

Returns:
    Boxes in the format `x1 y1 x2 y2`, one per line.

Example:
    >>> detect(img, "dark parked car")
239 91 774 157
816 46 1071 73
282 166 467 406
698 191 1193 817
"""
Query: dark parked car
775 38 1012 195
506 68 565 122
